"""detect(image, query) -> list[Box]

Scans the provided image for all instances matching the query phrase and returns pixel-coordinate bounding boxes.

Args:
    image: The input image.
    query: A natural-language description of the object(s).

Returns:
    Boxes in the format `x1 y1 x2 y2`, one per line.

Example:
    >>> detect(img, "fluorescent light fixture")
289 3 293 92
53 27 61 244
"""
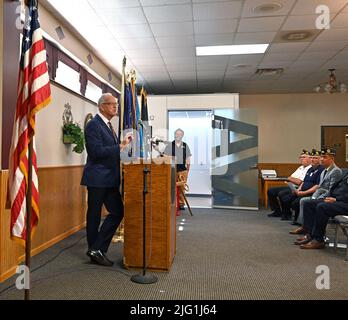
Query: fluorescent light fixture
196 44 269 56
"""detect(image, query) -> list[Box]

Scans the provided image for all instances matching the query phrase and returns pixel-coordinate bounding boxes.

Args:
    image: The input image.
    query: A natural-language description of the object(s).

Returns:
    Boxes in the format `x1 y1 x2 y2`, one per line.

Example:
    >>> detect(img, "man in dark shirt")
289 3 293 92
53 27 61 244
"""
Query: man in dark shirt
164 128 192 210
280 149 324 223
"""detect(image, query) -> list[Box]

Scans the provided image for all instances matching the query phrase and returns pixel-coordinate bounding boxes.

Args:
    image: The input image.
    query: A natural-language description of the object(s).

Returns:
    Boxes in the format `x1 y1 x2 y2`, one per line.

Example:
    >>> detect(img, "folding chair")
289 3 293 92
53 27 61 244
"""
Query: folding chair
333 215 348 261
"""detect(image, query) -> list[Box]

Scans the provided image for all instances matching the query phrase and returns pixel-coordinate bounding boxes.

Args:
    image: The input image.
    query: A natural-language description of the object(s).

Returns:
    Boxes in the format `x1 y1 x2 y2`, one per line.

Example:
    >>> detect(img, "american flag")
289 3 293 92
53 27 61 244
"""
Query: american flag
8 0 51 243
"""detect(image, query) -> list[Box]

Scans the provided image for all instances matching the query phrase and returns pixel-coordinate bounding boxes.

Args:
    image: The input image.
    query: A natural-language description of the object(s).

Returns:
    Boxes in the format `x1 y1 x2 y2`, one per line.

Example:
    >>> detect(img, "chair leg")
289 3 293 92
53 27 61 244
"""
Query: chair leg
334 224 339 253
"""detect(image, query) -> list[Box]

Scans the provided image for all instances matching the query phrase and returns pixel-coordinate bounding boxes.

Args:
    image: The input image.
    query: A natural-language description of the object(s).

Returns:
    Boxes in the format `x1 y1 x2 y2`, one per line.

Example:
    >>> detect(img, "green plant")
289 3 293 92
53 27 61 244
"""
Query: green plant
62 122 85 154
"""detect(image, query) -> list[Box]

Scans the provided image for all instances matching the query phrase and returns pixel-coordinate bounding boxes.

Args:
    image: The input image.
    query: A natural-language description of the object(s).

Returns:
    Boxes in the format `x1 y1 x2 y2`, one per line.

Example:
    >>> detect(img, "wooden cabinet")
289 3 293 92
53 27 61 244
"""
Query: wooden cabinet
123 157 176 271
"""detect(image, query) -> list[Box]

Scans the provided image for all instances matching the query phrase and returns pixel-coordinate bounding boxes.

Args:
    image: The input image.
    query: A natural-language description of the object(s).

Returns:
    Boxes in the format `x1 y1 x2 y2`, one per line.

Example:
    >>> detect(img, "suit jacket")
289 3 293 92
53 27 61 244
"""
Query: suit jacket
312 164 342 199
330 170 348 204
81 114 121 188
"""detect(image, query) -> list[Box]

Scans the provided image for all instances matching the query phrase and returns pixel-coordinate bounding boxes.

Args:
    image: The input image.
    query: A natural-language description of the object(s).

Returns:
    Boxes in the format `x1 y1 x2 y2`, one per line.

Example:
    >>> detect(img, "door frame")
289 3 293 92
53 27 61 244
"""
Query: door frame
321 125 348 147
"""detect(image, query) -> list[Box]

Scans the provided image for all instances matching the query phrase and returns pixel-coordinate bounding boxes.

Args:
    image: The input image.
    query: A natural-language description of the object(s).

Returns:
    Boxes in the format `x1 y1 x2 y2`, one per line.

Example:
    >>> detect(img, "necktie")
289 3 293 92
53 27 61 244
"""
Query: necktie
323 169 328 178
107 122 117 141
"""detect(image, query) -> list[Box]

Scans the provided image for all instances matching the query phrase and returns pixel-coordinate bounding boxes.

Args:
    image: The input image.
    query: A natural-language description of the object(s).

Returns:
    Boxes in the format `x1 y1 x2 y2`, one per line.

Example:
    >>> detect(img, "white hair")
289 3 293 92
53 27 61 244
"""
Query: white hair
98 93 114 107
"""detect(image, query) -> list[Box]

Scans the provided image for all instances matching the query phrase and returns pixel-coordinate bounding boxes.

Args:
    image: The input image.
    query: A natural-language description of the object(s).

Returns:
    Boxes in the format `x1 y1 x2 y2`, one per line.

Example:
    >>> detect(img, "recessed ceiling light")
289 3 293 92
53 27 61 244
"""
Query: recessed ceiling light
252 2 283 14
196 44 269 56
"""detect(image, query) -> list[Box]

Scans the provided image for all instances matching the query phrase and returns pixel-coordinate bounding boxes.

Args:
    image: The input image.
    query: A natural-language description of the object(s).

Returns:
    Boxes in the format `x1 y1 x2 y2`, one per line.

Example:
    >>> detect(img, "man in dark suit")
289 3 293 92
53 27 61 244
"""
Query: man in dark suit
81 93 131 266
298 169 348 249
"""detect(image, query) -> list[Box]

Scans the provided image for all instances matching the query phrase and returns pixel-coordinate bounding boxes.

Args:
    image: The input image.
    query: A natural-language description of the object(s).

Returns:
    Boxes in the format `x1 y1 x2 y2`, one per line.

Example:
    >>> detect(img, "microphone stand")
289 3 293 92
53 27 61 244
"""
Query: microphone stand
131 123 157 284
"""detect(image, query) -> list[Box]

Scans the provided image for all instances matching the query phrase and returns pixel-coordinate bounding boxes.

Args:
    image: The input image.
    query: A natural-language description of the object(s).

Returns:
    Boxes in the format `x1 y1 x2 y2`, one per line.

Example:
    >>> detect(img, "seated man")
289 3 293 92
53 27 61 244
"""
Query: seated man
279 149 323 223
296 169 348 249
290 147 342 235
268 149 312 217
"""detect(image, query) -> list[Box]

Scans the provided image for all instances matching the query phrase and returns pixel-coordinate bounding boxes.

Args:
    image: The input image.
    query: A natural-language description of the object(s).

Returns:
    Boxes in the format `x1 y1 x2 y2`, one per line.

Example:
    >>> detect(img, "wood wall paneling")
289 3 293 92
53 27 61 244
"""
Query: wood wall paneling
0 166 87 282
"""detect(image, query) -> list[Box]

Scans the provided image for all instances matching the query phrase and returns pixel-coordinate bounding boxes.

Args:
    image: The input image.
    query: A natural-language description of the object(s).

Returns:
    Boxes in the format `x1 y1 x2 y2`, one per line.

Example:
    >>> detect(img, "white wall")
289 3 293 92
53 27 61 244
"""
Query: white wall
147 94 239 140
240 93 348 163
36 84 98 167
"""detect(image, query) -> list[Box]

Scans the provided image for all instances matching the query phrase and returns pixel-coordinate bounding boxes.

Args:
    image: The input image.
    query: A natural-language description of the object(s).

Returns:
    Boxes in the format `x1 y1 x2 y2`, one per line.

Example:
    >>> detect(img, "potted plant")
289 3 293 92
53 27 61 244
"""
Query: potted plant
62 122 85 154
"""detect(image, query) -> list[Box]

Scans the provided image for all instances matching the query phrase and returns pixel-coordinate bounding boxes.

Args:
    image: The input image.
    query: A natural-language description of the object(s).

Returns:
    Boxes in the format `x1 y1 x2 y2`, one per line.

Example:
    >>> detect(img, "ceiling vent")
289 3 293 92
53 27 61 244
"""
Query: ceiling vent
255 68 284 76
252 2 282 14
274 30 320 43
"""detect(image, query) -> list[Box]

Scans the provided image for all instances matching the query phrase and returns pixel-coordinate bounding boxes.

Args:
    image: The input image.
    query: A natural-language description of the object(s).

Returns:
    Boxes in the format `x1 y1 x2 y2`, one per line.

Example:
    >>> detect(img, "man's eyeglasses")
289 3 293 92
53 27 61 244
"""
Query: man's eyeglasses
103 102 118 106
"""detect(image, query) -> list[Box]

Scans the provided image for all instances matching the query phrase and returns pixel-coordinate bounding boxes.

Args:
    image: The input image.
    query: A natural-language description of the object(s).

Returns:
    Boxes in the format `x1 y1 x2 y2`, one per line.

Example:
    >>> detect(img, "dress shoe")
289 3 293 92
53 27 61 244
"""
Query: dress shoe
294 235 311 245
179 205 185 210
86 249 113 266
268 211 281 217
289 226 305 235
300 240 325 249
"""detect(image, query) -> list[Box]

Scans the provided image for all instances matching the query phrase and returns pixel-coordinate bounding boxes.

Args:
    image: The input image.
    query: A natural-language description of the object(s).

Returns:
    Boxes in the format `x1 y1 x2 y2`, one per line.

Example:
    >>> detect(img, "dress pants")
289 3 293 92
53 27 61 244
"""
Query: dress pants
297 196 311 225
313 202 348 242
86 187 124 253
267 186 290 212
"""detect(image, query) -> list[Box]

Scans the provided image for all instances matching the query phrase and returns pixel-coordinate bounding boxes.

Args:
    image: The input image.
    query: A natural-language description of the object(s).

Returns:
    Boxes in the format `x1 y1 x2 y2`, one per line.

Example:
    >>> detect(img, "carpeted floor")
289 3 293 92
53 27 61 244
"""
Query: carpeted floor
0 208 347 300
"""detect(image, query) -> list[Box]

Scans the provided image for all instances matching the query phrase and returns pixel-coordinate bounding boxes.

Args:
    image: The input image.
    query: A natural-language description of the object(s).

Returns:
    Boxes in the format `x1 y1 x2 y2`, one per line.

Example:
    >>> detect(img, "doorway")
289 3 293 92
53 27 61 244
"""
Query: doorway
168 110 212 208
321 126 348 168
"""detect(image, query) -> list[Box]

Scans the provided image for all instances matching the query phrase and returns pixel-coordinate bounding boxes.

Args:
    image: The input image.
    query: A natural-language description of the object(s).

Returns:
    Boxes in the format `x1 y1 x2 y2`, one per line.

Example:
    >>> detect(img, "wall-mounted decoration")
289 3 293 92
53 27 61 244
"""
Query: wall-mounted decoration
84 113 94 130
62 103 85 153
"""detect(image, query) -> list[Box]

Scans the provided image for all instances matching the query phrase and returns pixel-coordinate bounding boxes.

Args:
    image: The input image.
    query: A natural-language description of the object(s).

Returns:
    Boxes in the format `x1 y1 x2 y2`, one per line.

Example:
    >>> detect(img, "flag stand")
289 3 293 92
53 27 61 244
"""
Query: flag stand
25 139 34 300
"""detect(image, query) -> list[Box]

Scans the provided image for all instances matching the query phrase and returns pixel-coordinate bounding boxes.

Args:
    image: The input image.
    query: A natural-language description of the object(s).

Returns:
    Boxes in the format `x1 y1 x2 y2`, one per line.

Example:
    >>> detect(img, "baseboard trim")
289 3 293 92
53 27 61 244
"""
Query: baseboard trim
0 222 86 282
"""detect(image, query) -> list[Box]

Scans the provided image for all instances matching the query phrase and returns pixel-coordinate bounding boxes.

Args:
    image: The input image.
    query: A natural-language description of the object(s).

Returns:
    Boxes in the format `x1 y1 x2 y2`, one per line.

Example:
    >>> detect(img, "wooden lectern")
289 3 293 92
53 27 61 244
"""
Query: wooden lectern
123 157 176 271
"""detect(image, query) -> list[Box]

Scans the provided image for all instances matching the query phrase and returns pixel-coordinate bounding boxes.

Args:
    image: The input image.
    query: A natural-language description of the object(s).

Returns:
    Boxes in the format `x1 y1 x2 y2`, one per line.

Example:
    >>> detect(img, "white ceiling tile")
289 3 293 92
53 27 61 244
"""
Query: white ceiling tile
262 52 300 62
195 34 234 46
169 71 197 80
228 54 264 65
316 28 348 41
160 47 195 58
291 0 348 15
126 48 162 59
150 22 194 36
193 1 243 20
305 40 348 52
196 56 230 65
330 13 348 28
299 51 338 60
164 56 196 65
98 8 147 25
140 0 191 5
290 59 328 68
197 70 225 78
196 64 227 71
88 0 140 9
156 35 195 48
131 58 164 66
321 59 348 69
136 65 167 72
257 61 294 68
108 24 153 38
332 50 348 60
242 0 296 18
166 64 196 72
143 4 192 23
234 32 277 44
282 15 326 31
194 19 238 35
267 42 311 53
117 37 157 50
238 17 286 33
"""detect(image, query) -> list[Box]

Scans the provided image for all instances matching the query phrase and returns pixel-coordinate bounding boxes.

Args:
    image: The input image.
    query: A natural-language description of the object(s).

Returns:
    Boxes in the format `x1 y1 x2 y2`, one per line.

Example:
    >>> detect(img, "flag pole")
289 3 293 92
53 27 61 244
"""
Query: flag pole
24 139 34 300
113 56 126 244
